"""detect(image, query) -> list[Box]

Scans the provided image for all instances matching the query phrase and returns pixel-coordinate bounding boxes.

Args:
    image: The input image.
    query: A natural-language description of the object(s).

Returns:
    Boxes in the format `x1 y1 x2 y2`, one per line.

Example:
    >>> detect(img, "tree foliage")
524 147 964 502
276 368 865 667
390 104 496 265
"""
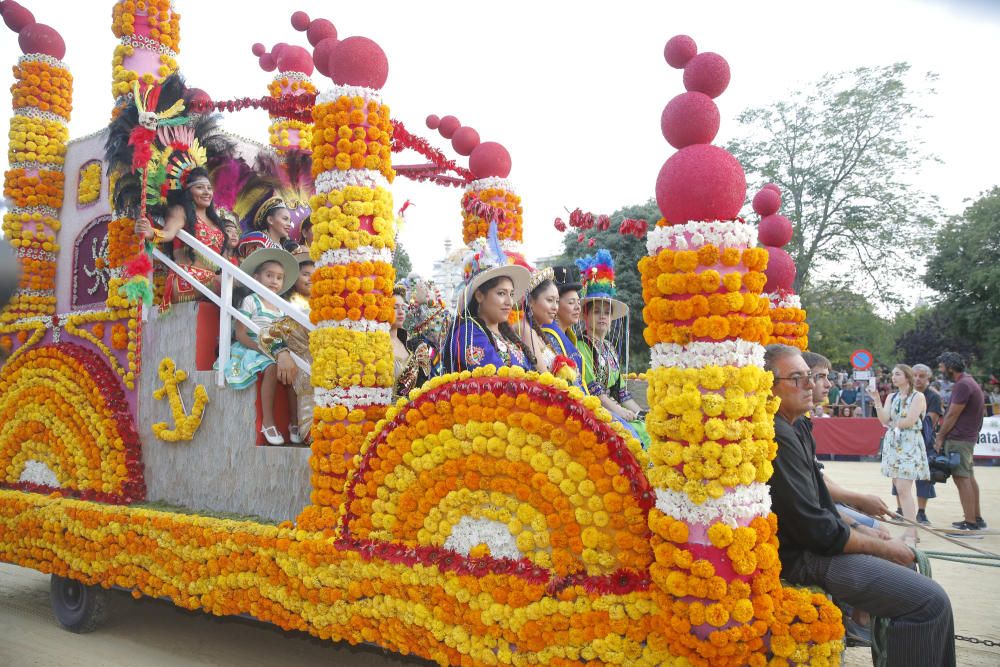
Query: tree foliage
728 63 938 303
800 280 895 368
551 200 660 371
392 241 413 280
924 187 1000 372
893 306 979 368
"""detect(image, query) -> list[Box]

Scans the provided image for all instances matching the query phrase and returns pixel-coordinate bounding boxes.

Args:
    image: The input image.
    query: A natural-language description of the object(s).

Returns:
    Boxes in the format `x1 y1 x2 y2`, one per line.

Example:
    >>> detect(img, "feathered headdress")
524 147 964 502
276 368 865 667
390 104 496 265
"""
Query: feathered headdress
576 248 628 320
209 158 253 226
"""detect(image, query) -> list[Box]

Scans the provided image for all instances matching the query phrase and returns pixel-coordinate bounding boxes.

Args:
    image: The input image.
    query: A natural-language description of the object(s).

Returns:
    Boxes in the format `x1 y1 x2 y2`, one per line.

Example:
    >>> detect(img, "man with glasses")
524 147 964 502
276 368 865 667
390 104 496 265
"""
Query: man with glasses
766 344 955 666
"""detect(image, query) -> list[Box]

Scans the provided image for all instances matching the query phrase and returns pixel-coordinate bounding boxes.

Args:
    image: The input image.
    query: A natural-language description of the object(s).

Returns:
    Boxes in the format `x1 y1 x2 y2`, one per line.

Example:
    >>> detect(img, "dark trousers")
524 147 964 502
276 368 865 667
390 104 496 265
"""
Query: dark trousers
785 551 955 666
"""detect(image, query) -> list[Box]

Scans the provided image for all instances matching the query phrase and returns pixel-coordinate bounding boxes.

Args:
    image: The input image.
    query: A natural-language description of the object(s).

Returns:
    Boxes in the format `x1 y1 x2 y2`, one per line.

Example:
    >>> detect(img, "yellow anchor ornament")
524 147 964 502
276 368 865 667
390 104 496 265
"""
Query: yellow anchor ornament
151 357 208 441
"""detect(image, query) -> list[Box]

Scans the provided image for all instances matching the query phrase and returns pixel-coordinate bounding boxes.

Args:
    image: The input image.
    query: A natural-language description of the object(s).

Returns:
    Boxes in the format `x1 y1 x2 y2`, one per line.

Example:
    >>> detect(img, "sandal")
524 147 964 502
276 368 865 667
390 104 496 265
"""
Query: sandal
261 425 284 446
288 425 303 445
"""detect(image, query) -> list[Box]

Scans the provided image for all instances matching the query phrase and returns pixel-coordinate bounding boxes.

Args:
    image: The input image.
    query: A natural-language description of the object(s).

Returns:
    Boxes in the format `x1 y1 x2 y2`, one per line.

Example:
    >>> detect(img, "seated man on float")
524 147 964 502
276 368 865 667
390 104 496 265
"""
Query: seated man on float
800 351 891 535
443 240 535 372
766 344 955 666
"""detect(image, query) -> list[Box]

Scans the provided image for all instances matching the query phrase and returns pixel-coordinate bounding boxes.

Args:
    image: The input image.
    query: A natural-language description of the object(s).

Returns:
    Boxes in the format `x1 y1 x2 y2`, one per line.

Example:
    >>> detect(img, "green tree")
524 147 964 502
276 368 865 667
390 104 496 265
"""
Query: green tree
893 305 978 367
728 63 938 303
392 241 412 280
550 200 659 371
924 187 1000 372
801 280 895 368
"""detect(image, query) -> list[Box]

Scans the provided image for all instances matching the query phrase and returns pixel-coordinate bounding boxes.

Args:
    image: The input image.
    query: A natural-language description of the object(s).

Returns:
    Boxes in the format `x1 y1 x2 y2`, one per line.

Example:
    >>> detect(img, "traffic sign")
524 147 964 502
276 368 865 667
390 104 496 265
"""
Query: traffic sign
850 349 873 371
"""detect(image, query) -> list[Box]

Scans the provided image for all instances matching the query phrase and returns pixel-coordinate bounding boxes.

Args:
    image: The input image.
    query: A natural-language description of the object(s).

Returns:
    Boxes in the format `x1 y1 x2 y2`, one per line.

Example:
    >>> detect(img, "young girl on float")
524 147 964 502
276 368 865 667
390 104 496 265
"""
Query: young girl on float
444 230 535 372
218 248 302 446
576 249 651 448
134 166 229 304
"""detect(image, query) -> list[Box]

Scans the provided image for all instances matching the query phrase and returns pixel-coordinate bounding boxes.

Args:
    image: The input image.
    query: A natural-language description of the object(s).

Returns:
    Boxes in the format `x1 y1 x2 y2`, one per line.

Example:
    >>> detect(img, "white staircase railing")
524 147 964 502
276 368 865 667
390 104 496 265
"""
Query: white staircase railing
150 229 314 386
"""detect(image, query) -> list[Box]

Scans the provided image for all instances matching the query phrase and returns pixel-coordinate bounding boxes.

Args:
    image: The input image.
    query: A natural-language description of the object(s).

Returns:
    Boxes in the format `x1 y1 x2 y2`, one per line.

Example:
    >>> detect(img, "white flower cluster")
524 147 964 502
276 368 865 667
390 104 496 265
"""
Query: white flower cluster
465 177 516 195
313 318 390 333
314 168 390 195
14 107 66 123
764 292 802 309
316 85 382 106
646 220 755 256
18 459 61 488
315 386 393 410
272 70 312 83
655 483 772 527
650 340 766 370
443 516 522 560
19 53 67 68
317 247 394 267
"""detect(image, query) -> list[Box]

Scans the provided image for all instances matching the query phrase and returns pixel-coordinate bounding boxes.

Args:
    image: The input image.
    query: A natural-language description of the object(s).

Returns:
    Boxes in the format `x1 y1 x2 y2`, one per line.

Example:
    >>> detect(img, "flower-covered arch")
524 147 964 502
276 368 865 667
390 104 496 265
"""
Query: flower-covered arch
0 343 145 503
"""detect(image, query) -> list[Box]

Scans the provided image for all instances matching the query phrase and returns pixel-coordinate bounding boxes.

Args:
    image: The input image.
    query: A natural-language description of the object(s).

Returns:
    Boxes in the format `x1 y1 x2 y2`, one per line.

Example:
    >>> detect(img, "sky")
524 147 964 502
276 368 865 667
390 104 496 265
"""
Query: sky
2 0 998 296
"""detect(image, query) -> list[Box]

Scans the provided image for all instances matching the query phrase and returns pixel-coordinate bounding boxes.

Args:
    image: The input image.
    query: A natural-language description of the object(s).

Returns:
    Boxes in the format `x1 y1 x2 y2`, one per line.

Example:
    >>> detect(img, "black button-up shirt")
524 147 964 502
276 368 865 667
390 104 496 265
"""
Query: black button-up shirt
770 415 851 570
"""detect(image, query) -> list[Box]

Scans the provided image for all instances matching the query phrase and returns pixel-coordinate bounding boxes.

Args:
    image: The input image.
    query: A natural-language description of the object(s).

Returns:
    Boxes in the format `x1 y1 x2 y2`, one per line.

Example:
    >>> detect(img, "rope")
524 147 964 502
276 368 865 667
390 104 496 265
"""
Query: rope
921 550 1000 568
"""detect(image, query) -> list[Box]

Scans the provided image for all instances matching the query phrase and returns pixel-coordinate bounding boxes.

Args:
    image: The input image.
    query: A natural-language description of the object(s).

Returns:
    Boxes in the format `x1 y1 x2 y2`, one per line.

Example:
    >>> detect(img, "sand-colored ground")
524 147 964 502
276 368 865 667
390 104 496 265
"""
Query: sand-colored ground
1 462 997 666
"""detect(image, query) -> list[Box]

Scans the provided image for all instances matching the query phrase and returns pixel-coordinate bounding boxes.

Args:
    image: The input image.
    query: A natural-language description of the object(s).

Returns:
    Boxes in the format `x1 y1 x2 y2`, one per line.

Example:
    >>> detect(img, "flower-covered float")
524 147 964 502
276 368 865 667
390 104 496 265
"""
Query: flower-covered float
0 3 844 664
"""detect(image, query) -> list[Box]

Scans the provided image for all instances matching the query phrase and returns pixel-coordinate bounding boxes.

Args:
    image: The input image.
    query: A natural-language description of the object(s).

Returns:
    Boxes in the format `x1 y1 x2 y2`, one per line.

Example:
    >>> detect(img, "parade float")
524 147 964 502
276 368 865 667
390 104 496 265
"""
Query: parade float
0 2 845 665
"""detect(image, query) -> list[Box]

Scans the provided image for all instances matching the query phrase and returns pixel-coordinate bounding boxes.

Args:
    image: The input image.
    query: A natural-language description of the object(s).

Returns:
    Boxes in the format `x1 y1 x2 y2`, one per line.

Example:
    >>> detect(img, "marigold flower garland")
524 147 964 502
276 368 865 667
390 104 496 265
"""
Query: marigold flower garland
311 96 394 180
460 185 524 245
151 357 208 441
10 59 73 120
76 161 102 206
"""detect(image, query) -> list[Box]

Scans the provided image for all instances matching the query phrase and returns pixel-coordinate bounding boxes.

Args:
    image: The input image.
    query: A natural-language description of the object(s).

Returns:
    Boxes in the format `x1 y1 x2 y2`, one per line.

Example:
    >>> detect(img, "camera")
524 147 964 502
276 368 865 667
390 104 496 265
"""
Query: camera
928 452 961 484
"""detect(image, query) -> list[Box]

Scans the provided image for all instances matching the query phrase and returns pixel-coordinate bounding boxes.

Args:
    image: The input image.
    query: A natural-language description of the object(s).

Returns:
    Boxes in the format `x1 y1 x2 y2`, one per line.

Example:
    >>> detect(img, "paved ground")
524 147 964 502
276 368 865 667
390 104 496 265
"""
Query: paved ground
0 462 997 666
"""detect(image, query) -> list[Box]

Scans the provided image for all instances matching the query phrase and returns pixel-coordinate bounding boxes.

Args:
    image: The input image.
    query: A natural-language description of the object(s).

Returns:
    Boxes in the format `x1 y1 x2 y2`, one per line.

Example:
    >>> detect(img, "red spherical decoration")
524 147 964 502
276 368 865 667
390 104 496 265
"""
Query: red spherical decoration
655 144 746 224
763 246 796 292
438 115 461 139
452 126 480 156
752 188 781 217
307 18 337 47
469 142 512 180
758 214 793 247
18 23 64 60
259 54 277 72
664 35 697 69
683 52 731 99
276 44 314 75
1 1 34 32
763 182 781 194
312 37 338 77
187 88 212 112
251 42 266 57
329 36 388 90
290 10 310 31
425 114 441 130
660 91 720 149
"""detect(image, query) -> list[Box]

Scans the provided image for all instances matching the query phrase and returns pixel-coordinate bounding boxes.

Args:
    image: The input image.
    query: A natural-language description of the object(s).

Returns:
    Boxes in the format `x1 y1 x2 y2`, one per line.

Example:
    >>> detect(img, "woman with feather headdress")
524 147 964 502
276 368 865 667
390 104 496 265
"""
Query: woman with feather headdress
234 151 313 259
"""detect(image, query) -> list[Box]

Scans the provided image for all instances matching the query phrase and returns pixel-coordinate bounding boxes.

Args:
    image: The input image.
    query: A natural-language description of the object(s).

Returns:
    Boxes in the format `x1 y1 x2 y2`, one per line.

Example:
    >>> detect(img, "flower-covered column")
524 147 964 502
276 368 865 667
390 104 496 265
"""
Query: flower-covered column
753 186 809 350
639 35 844 665
251 31 317 153
0 6 70 337
299 27 396 530
110 0 180 102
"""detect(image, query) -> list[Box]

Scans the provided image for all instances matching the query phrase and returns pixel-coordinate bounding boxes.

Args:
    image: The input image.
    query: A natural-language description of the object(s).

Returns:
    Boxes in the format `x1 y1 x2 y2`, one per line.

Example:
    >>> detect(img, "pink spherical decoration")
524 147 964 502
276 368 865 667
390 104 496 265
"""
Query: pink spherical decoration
763 246 796 292
763 182 781 194
426 114 441 130
664 35 697 69
307 18 337 47
290 11 310 31
187 88 212 111
683 52 731 99
752 188 781 217
329 36 388 90
251 42 266 57
469 142 512 180
452 126 480 156
277 44 314 75
1 1 34 32
438 115 461 139
312 37 338 77
655 144 746 224
758 214 793 247
18 23 64 60
660 91 720 149
259 54 277 72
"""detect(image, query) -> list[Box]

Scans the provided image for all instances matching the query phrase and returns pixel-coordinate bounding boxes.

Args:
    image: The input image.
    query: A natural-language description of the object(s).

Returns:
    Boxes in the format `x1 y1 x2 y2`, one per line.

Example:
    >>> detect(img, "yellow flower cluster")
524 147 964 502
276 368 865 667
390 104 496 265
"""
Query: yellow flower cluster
63 308 140 389
267 77 317 99
311 96 395 180
111 0 180 49
77 161 102 206
8 115 68 165
151 358 208 442
110 44 178 99
308 186 396 253
268 118 313 152
0 320 45 361
0 345 143 502
645 366 778 502
310 328 392 388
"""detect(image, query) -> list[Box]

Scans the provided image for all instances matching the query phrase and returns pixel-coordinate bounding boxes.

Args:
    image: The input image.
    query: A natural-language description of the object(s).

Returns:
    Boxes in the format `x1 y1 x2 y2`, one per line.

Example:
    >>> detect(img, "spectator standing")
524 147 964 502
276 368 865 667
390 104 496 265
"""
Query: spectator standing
888 364 944 524
827 379 841 407
934 352 988 530
989 383 1000 417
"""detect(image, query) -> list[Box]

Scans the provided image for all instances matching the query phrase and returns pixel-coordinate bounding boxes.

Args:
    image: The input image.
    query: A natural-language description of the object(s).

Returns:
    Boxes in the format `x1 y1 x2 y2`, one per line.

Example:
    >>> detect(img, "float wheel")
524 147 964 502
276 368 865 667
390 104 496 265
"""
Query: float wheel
50 574 108 633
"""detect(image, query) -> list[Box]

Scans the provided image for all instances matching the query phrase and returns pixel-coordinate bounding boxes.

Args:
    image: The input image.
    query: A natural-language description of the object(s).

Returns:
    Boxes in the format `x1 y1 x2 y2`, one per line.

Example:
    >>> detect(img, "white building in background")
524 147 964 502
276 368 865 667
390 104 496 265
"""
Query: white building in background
431 239 467 311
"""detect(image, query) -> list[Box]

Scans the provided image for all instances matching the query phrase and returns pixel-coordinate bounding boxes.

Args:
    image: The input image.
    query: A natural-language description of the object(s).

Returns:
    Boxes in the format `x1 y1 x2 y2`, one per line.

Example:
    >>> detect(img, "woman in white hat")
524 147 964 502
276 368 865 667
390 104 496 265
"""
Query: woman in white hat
444 240 534 372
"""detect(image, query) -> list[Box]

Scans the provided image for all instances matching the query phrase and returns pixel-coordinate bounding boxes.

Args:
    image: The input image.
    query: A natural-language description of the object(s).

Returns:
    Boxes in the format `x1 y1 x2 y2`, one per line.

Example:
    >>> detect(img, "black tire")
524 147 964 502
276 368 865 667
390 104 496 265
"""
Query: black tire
50 574 109 633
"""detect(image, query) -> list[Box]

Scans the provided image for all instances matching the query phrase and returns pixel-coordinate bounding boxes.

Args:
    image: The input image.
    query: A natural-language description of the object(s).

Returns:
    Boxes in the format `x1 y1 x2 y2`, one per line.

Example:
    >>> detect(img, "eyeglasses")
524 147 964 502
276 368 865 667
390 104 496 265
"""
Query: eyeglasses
774 373 817 387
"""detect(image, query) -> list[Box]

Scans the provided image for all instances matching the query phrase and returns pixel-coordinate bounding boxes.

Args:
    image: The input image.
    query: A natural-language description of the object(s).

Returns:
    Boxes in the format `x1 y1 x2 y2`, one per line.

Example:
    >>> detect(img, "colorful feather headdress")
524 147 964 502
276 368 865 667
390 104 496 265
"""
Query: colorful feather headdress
576 248 628 320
